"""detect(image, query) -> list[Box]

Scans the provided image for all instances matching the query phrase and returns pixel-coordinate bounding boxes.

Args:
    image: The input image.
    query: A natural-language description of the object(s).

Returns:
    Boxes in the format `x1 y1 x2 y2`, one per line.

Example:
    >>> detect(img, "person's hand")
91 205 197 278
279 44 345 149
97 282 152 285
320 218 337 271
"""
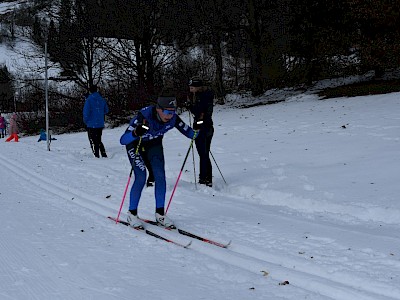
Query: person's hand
193 120 203 130
183 96 193 109
187 93 195 102
133 124 149 136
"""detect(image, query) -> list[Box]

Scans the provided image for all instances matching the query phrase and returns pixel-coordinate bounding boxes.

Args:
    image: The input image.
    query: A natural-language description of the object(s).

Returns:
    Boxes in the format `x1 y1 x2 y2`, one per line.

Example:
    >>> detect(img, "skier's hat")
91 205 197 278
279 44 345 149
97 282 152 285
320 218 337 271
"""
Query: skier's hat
188 78 203 87
157 96 177 109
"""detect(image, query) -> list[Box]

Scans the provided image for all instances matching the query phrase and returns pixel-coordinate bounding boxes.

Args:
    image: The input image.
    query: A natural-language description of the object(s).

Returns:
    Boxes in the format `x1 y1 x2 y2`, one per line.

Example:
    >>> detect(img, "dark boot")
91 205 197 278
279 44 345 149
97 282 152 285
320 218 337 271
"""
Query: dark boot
199 177 212 187
100 142 107 157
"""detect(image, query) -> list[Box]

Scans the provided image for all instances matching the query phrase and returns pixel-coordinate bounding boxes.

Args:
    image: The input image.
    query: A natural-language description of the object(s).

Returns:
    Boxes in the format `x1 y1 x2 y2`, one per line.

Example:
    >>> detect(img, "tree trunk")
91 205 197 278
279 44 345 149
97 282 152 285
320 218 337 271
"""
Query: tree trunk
211 32 225 104
143 32 155 98
247 0 266 96
135 41 147 103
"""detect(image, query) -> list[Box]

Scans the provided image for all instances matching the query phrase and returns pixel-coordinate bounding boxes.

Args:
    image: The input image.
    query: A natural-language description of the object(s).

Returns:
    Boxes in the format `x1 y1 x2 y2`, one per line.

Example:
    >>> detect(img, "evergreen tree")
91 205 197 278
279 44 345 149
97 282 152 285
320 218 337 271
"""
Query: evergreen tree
349 0 400 77
287 0 354 85
0 65 14 112
46 19 58 59
32 15 44 45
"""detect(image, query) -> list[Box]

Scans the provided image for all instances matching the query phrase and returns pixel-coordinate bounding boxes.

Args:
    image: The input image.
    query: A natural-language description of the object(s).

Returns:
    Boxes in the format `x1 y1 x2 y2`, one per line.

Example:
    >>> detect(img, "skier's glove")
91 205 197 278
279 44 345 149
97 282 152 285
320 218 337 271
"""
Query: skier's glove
133 124 149 136
193 120 204 130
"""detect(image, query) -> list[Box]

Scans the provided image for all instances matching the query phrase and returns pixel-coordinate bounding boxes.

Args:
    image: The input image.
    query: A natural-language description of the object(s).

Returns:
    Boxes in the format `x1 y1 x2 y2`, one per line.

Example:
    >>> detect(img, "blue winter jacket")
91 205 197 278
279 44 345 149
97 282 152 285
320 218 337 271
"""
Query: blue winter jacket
83 92 109 128
120 106 196 146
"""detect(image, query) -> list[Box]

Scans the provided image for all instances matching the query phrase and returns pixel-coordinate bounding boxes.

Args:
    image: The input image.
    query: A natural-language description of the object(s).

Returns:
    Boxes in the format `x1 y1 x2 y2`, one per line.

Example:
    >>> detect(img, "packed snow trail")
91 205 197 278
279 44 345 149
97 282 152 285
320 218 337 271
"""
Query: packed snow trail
1 93 400 299
1 144 399 300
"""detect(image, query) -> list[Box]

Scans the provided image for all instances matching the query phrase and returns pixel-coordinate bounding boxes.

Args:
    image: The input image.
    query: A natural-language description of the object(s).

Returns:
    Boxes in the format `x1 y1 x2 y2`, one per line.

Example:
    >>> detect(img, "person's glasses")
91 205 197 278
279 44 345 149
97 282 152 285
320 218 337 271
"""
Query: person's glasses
162 109 175 115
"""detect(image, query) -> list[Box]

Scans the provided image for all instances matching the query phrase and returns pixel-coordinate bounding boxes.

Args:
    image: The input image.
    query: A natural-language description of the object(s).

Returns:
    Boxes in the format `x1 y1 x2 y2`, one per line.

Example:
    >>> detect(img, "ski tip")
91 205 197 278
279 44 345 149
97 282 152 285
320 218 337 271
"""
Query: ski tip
108 216 119 224
223 240 232 248
108 216 131 227
185 240 193 248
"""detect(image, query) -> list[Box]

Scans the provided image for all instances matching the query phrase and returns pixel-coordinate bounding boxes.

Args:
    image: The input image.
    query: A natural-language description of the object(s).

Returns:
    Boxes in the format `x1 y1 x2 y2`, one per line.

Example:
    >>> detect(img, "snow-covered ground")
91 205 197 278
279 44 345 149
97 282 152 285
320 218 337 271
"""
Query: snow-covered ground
1 91 400 300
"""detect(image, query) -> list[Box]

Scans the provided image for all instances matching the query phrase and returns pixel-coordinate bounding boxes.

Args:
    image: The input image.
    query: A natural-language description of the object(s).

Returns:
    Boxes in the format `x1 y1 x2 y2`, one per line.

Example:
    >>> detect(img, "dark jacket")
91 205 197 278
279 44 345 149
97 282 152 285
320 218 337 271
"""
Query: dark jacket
189 89 214 128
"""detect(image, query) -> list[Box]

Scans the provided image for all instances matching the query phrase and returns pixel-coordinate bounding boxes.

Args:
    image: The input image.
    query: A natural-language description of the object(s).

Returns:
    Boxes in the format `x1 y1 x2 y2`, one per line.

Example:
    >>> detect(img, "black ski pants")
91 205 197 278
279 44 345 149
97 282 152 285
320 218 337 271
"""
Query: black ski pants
87 127 106 157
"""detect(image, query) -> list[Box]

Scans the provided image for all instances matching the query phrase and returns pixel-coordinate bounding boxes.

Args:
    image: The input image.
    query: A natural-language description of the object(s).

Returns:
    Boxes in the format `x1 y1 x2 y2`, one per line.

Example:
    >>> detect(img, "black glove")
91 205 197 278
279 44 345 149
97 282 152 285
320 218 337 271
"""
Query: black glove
185 94 195 109
193 120 204 130
133 124 149 136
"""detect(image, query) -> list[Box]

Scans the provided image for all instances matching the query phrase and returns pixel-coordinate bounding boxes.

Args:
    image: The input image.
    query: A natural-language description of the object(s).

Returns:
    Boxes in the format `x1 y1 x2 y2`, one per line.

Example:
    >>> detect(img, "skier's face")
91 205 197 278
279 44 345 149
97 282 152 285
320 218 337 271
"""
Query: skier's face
189 86 200 93
156 107 175 123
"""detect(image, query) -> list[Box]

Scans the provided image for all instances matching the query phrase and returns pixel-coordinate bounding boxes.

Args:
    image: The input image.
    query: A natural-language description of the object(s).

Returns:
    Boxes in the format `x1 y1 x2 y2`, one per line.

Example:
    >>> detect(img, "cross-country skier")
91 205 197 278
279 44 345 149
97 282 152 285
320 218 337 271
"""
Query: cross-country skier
120 95 198 228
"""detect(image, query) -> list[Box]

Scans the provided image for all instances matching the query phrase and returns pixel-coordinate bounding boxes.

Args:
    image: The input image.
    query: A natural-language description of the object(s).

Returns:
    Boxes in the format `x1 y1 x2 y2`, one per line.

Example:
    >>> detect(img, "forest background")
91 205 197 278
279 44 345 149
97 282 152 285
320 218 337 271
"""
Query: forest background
1 0 400 134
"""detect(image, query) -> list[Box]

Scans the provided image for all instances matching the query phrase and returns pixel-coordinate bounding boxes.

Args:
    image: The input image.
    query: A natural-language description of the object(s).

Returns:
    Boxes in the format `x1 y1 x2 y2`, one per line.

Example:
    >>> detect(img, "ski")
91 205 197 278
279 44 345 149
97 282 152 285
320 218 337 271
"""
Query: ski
140 218 231 248
108 216 192 249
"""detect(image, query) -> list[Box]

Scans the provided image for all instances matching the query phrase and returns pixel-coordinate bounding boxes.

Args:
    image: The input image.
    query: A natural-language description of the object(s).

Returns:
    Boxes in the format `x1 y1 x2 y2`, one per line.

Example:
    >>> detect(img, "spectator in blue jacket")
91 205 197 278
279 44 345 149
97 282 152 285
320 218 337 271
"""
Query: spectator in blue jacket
37 128 57 142
120 95 198 229
83 85 109 158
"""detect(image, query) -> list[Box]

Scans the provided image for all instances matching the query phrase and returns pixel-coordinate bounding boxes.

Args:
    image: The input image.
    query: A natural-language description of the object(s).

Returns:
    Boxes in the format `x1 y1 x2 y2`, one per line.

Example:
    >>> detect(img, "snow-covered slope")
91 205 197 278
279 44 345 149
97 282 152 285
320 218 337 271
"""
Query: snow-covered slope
1 92 399 299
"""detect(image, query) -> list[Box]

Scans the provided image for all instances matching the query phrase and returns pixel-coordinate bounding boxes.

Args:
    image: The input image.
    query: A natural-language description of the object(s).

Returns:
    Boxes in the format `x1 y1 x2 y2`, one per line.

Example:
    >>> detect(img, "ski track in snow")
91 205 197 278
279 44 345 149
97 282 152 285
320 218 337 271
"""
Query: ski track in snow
0 236 123 300
1 137 399 300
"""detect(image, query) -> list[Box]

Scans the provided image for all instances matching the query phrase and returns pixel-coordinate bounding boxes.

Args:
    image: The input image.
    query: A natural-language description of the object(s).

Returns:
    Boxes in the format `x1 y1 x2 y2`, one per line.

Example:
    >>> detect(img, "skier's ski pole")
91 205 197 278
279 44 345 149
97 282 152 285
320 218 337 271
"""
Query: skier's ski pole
188 111 197 189
115 136 142 223
210 150 227 185
115 168 133 224
166 132 197 214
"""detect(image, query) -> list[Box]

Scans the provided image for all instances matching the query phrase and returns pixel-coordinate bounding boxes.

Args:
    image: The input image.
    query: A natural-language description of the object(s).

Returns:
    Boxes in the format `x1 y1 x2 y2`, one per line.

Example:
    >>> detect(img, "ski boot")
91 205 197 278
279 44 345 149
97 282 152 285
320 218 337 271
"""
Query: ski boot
155 213 175 229
127 211 144 229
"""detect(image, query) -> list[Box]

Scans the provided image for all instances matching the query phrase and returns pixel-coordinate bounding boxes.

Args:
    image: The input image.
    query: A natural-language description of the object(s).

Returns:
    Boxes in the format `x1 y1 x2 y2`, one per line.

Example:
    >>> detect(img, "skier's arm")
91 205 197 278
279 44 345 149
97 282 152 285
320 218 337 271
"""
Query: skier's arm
174 115 198 139
120 112 145 145
83 100 90 125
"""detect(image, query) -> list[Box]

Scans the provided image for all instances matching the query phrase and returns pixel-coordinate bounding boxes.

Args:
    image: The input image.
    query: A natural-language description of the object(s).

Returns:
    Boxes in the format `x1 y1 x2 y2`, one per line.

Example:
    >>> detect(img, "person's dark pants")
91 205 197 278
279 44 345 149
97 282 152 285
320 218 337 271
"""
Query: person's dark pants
87 130 94 154
195 126 214 183
87 127 106 157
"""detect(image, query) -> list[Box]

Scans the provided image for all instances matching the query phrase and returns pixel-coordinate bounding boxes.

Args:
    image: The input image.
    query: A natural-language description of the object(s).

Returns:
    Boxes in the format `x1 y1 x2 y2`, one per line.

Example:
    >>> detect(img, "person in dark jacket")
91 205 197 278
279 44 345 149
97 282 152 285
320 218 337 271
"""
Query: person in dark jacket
83 85 109 158
120 95 198 229
187 78 214 186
